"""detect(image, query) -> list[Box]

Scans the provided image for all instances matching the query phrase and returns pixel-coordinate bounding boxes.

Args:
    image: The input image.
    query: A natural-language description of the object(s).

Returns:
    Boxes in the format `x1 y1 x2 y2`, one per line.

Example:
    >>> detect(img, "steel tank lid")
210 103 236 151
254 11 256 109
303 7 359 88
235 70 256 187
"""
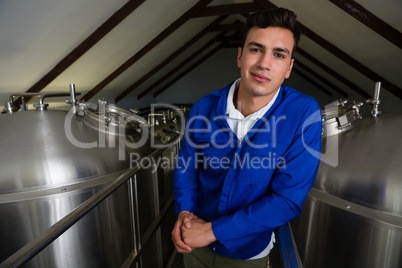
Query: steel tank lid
315 112 402 217
0 106 150 195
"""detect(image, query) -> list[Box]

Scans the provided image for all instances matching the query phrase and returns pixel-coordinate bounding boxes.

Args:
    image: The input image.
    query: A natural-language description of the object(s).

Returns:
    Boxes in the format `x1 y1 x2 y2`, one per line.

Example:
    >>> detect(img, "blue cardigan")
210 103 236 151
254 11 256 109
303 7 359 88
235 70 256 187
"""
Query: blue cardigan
174 81 322 259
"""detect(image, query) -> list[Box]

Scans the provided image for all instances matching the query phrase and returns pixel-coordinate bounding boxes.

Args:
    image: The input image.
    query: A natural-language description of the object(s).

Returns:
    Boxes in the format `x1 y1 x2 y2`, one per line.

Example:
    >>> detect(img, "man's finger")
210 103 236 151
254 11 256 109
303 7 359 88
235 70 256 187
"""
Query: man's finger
190 213 199 219
183 215 192 229
172 235 192 253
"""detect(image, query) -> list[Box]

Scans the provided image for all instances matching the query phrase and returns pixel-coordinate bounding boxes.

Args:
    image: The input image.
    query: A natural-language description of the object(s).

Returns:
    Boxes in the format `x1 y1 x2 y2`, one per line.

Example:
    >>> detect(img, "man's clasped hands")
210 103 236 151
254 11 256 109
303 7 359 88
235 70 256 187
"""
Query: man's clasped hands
171 211 217 253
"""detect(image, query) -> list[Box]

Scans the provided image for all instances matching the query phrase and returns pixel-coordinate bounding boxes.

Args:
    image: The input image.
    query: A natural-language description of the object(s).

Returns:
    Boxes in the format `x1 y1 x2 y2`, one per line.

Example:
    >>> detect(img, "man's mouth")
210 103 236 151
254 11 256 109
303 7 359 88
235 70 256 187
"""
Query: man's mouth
251 72 270 83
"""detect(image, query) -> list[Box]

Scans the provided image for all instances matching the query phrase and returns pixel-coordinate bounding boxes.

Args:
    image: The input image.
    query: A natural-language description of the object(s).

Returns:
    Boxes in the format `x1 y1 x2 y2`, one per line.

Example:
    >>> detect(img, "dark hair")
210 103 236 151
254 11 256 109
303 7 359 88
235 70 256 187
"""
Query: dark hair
241 8 300 57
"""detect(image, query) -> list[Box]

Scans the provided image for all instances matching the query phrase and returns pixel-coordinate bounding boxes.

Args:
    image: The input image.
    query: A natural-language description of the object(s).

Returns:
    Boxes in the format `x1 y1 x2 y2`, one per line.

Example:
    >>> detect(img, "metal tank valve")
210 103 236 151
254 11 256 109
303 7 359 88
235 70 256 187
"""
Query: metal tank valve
366 82 381 117
4 99 17 113
69 84 78 106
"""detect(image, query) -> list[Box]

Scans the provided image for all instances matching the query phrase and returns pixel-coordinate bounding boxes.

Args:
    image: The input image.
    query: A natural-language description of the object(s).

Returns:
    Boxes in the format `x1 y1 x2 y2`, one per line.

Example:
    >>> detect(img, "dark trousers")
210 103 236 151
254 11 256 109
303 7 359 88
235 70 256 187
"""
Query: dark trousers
183 247 269 268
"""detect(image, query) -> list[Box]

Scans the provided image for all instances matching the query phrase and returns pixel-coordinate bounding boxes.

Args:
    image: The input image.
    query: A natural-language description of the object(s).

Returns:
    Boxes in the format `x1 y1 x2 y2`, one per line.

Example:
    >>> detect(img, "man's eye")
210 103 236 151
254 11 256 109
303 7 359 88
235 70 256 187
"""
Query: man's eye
251 48 261 53
275 53 285 58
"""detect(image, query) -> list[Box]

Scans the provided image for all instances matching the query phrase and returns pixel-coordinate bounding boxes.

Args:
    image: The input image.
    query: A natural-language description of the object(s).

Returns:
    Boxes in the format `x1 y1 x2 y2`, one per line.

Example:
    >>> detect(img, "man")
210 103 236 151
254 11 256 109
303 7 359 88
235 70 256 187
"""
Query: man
172 8 322 267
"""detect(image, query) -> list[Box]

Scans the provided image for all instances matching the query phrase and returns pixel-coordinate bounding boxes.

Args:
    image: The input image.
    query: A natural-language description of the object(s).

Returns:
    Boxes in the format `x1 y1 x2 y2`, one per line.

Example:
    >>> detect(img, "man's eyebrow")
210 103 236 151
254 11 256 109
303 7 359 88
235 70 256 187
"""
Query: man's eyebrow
247 42 291 55
247 41 264 48
273 47 291 55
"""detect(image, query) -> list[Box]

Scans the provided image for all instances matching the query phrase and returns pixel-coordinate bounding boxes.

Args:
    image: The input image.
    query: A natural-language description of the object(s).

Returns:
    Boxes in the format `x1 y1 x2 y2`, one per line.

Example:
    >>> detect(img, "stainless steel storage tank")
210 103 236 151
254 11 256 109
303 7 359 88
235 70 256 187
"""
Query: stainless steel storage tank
0 88 177 267
291 86 402 268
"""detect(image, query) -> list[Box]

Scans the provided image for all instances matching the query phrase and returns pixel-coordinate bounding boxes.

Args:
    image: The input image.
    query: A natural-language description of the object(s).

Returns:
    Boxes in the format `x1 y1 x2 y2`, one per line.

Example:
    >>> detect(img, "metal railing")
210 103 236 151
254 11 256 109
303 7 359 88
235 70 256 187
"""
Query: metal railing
1 142 304 268
275 222 303 268
0 147 174 268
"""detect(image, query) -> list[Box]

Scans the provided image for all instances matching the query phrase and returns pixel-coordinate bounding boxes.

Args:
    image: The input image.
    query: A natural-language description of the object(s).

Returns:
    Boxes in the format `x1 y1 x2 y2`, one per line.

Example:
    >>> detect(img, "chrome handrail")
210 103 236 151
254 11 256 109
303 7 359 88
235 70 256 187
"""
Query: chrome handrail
276 222 303 268
0 147 168 268
1 141 300 268
132 194 174 264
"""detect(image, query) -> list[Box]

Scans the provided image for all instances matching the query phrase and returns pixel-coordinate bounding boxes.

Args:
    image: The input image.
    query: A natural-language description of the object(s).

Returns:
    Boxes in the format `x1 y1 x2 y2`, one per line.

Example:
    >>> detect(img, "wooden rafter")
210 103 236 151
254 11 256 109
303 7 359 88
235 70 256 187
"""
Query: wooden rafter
80 0 214 101
299 24 401 99
114 16 228 103
294 61 348 98
296 48 370 99
292 67 333 97
192 3 261 17
329 0 402 49
137 32 228 100
7 0 400 108
153 44 224 98
208 22 243 32
253 0 402 100
12 0 145 108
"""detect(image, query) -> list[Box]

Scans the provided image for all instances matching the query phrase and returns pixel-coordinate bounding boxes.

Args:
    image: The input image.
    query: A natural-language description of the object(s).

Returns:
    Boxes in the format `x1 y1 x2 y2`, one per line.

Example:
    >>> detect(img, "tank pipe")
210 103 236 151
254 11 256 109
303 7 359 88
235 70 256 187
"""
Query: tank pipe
9 93 41 103
69 84 78 106
7 90 81 111
9 93 74 105
39 92 79 106
0 147 168 268
366 82 381 117
374 82 381 99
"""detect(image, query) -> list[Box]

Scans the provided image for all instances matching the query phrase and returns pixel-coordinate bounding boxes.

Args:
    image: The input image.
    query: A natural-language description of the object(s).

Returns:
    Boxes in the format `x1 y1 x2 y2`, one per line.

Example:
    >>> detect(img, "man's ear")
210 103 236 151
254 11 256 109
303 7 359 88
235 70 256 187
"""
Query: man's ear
285 58 294 79
237 47 243 68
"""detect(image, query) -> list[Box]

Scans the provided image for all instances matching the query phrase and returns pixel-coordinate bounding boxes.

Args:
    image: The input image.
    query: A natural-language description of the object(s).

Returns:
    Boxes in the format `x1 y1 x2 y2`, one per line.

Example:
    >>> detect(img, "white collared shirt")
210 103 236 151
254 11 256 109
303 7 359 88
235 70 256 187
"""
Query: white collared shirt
225 78 279 260
225 78 280 142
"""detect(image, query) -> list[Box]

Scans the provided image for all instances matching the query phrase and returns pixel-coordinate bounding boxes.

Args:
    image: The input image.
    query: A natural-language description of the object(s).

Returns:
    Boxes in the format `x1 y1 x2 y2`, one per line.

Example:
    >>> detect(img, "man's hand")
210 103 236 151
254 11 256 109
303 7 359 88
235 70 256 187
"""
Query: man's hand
181 214 217 248
171 211 194 253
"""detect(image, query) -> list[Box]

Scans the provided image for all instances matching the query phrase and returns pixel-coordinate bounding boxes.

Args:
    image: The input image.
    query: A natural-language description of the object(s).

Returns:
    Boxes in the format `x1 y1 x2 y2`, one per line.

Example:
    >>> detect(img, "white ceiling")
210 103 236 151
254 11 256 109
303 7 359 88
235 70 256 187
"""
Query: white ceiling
0 0 401 110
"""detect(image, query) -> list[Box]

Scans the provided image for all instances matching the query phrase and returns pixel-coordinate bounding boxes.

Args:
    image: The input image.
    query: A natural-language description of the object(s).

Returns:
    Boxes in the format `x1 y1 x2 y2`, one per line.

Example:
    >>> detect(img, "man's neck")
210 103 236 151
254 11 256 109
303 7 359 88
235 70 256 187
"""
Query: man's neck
234 86 277 117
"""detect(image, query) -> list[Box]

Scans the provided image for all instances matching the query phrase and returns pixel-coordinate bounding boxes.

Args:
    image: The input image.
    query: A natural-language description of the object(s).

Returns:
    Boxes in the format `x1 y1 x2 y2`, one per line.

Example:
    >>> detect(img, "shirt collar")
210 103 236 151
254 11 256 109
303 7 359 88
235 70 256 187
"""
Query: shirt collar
226 78 242 119
225 78 281 120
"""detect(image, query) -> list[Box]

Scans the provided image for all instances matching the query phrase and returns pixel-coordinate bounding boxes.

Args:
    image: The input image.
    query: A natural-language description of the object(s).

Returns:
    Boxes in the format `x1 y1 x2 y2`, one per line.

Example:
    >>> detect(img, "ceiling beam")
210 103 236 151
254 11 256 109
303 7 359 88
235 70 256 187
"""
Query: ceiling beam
294 61 348 98
253 0 402 100
292 67 332 97
221 43 241 48
208 23 243 32
217 35 241 43
114 15 227 103
299 24 402 99
12 0 145 108
296 48 371 99
153 44 224 98
81 0 214 101
329 0 402 49
192 3 261 17
137 32 227 100
252 0 276 10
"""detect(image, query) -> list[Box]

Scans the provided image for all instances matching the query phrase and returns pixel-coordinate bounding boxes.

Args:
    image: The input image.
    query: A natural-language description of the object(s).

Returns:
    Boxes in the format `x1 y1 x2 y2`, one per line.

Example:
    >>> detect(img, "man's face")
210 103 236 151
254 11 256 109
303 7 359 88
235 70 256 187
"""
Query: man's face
237 26 295 100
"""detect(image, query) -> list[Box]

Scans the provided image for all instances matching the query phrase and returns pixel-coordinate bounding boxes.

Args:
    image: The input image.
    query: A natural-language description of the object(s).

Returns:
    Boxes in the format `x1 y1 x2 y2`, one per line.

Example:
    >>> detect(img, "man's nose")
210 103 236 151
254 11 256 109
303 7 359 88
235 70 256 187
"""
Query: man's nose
258 53 272 70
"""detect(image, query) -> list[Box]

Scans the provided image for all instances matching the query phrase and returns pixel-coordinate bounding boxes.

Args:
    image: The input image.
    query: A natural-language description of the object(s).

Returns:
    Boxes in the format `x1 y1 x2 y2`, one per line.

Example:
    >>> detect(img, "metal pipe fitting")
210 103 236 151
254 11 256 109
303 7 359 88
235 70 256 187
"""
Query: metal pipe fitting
366 82 381 118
